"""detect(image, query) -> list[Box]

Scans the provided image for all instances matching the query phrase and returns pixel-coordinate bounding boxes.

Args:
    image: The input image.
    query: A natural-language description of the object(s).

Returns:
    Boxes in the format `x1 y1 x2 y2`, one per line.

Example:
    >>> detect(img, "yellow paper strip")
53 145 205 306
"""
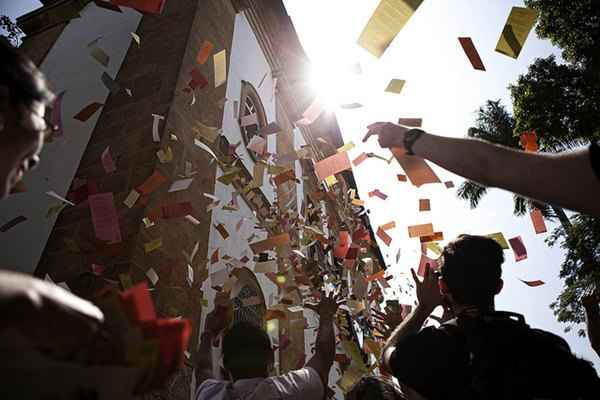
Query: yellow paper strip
213 49 227 87
357 0 424 58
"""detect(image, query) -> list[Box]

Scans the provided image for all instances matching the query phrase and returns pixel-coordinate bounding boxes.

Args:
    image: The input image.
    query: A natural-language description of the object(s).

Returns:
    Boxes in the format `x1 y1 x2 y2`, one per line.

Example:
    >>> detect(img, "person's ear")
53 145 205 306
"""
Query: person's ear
495 279 504 295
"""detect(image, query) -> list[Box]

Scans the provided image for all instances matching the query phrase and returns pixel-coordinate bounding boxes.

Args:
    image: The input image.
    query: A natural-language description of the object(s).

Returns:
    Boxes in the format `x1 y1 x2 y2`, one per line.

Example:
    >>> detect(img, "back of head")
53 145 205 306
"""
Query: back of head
0 37 54 108
441 235 504 308
222 322 272 380
345 376 405 400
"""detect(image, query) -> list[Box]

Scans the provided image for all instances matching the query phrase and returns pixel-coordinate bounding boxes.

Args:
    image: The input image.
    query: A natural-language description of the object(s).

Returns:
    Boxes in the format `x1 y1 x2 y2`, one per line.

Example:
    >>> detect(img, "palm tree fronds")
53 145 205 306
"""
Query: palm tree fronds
457 181 488 209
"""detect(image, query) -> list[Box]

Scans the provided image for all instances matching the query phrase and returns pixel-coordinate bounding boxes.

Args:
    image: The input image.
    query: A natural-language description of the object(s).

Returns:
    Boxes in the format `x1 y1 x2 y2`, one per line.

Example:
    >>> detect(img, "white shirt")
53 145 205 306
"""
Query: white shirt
195 367 324 400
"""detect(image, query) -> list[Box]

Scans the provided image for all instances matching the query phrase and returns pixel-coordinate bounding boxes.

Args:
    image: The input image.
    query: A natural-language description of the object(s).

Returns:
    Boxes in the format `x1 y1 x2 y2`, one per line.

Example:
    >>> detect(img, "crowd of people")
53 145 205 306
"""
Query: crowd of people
2 31 600 400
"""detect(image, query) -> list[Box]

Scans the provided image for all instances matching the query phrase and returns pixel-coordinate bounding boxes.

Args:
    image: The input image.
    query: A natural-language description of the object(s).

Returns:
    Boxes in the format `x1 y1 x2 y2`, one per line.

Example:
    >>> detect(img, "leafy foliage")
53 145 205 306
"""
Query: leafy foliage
524 0 600 71
0 15 23 46
510 56 600 151
548 214 600 332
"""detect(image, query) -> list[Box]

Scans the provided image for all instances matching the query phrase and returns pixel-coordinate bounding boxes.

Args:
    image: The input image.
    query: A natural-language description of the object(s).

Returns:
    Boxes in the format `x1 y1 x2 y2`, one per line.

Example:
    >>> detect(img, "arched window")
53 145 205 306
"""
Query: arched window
230 267 267 328
239 80 268 162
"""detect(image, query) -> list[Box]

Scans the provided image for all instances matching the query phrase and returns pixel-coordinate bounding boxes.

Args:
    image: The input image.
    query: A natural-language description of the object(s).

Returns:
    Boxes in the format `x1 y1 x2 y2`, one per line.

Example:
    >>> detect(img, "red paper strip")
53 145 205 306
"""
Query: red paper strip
520 279 544 287
397 118 422 127
397 174 407 182
73 102 103 121
419 199 431 211
508 236 528 262
189 68 208 89
110 0 166 14
458 37 486 71
250 233 291 253
137 170 167 195
118 282 156 323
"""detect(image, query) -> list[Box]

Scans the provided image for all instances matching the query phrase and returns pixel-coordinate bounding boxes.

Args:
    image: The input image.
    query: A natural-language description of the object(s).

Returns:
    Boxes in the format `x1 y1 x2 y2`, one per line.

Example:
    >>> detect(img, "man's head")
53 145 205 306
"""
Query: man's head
222 321 274 380
346 376 406 400
440 235 504 309
0 38 54 199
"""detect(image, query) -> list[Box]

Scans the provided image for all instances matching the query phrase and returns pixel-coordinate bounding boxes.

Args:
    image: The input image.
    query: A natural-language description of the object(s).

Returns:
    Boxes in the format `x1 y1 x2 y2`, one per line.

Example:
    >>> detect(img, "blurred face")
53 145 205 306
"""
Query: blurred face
0 97 48 199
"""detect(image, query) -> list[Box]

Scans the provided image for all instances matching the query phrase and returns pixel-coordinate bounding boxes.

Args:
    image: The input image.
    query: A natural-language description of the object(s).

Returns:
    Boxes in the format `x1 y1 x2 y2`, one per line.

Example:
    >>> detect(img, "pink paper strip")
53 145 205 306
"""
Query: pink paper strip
89 193 122 243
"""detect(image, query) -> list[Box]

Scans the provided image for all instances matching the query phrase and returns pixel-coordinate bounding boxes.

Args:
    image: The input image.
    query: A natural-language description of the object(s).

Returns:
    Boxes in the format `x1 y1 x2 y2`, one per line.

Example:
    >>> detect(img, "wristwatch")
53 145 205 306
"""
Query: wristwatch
403 128 425 156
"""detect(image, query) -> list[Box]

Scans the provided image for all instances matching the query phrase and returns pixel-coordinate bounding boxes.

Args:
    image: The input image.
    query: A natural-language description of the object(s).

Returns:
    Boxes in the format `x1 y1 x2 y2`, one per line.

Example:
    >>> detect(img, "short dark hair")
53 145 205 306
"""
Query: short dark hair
222 322 272 379
0 37 54 109
441 235 504 307
346 376 406 400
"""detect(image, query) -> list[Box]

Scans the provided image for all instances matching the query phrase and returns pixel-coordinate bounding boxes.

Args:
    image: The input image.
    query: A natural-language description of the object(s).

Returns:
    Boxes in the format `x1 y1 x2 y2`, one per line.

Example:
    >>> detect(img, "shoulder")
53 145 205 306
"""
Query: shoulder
389 325 460 370
259 367 324 399
195 379 228 400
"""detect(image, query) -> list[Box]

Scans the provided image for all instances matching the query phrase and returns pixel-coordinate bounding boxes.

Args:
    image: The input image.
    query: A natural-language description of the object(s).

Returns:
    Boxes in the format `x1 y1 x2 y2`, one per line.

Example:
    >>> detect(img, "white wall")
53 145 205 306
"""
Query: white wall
0 4 142 274
221 13 277 204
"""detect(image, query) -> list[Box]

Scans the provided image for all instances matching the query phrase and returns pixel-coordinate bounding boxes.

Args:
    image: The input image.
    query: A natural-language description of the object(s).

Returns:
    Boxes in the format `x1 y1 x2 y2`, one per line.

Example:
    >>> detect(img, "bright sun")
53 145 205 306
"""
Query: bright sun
308 61 362 111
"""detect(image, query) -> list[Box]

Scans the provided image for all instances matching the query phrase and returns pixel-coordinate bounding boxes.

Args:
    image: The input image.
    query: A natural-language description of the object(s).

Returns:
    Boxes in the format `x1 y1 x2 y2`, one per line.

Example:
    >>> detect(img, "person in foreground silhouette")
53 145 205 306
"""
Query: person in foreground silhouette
382 234 600 400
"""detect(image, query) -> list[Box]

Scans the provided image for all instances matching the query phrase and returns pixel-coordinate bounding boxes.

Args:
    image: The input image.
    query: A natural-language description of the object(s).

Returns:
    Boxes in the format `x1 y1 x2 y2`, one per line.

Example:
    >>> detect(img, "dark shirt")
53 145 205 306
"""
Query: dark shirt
388 314 600 400
591 141 600 180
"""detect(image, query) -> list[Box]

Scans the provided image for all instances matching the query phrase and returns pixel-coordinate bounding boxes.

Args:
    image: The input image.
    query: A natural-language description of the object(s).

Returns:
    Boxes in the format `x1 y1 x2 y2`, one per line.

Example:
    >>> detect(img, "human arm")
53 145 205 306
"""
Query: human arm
583 291 600 356
382 266 441 372
0 270 103 358
363 123 600 217
194 307 228 386
305 292 342 386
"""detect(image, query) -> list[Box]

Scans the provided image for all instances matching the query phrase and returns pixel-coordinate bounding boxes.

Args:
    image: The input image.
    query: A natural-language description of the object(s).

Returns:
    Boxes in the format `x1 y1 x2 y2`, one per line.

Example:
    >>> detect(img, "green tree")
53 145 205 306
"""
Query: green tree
547 214 600 335
457 100 557 220
524 0 600 72
458 100 600 330
510 55 600 151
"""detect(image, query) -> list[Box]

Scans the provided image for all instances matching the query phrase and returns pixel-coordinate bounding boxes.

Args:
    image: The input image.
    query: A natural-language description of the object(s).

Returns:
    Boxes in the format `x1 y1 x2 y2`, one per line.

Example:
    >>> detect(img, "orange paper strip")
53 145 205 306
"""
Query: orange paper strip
364 270 385 282
408 223 434 238
520 279 544 287
314 152 351 181
352 152 369 166
530 209 547 234
419 199 431 211
196 40 214 65
250 233 291 254
73 102 103 121
420 232 444 243
380 221 396 231
391 149 441 187
376 227 392 246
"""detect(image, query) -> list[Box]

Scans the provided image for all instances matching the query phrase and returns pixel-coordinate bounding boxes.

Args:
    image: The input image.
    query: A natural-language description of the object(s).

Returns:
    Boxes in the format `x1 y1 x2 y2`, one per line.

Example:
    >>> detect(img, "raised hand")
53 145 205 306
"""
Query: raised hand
411 265 442 313
362 122 410 148
371 307 404 338
305 292 344 320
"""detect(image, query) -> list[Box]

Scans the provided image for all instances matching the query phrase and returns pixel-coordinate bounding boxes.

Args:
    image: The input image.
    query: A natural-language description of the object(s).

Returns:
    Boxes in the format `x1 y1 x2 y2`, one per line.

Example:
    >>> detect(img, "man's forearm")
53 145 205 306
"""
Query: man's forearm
315 316 335 368
382 305 431 369
194 331 215 383
585 305 600 355
411 132 600 216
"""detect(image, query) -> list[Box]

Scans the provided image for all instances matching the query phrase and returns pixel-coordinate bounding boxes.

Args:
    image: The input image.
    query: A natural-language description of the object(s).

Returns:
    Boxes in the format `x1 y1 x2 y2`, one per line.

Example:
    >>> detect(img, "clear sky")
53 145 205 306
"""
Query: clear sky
3 0 597 371
283 0 599 370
